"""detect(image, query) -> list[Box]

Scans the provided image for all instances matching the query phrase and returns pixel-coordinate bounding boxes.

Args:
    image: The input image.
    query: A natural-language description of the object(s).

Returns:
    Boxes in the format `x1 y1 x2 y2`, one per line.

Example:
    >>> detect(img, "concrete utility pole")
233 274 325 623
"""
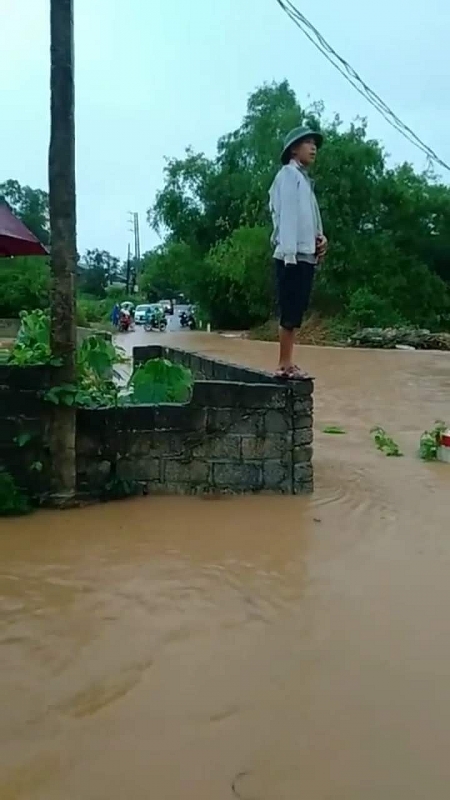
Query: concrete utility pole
125 243 132 293
128 211 141 290
48 0 77 503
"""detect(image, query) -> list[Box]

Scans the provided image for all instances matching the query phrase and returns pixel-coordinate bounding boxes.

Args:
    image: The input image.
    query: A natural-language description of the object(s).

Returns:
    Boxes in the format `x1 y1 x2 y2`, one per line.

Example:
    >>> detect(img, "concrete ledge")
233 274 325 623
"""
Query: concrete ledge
0 345 314 499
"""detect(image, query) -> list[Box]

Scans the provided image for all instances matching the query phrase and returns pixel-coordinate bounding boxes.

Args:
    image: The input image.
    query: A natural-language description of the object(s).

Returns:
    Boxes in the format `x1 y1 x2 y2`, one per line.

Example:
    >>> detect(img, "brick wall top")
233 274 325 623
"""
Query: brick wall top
133 344 314 387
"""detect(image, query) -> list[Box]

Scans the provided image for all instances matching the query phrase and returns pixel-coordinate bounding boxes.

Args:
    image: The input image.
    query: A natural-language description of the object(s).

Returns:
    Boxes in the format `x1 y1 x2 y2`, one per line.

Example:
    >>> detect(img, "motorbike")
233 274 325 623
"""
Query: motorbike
144 311 167 332
179 310 189 328
179 309 196 330
118 313 131 332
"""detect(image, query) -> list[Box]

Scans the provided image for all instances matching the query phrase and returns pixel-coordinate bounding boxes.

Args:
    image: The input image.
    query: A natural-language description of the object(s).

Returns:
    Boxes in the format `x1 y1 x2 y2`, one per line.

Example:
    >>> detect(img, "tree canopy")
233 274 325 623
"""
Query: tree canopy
143 80 450 330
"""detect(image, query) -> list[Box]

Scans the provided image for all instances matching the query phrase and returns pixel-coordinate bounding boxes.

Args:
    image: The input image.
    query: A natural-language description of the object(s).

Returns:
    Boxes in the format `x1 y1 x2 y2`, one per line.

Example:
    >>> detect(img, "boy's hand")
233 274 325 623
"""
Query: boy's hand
316 235 328 260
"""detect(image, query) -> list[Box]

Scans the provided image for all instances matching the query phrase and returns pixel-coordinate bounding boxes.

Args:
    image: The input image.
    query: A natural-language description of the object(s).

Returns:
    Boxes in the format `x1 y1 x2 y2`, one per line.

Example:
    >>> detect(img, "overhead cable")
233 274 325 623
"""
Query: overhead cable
275 0 450 172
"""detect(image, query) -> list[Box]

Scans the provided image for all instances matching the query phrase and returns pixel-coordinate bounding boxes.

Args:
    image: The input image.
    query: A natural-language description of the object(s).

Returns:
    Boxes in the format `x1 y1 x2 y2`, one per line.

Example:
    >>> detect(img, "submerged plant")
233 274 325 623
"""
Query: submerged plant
419 420 447 461
370 426 403 457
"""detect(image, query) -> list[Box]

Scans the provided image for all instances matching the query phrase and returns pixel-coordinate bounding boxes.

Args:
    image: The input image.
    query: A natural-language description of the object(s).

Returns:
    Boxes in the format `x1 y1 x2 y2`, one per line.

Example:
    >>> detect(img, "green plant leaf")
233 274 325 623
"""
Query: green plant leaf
322 425 346 434
14 432 33 448
128 358 193 405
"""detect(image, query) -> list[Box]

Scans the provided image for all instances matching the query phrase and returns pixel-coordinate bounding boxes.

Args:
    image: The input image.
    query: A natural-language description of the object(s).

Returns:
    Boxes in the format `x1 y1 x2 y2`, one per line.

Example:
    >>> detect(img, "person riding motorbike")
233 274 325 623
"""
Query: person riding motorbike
119 309 131 331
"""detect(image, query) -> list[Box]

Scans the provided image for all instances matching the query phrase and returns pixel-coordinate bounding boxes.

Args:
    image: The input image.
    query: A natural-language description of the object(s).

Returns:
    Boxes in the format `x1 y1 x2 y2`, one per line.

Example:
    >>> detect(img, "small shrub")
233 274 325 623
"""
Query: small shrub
345 288 407 331
8 310 59 366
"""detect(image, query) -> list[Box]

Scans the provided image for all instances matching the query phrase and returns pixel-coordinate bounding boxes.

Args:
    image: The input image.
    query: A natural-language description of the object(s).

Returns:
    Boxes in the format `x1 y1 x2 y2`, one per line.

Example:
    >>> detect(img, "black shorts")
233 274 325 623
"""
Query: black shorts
275 259 315 330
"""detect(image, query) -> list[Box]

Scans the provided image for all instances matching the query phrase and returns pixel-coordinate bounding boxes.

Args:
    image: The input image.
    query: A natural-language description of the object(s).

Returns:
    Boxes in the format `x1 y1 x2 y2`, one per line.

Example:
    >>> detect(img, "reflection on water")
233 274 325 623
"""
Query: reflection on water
1 335 450 799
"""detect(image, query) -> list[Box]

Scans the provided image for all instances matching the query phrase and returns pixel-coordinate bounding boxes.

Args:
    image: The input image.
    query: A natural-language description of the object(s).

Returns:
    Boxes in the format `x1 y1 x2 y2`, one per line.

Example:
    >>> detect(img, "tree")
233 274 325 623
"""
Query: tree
78 249 123 297
147 81 450 330
203 226 274 328
48 0 77 503
0 179 50 245
139 242 197 301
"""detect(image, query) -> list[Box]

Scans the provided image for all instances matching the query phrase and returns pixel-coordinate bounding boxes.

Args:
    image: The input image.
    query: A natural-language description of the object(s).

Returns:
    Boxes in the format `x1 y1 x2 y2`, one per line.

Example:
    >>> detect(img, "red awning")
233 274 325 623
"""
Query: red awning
0 203 48 257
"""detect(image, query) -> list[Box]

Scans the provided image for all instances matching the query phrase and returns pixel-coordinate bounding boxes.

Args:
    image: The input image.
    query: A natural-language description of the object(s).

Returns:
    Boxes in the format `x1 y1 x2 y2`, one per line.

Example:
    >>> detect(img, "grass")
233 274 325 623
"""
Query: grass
249 313 347 346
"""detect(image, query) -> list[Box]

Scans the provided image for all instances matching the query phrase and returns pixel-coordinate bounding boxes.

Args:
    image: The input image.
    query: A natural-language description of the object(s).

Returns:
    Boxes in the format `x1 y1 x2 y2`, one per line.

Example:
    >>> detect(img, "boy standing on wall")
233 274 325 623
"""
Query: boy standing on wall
269 126 327 378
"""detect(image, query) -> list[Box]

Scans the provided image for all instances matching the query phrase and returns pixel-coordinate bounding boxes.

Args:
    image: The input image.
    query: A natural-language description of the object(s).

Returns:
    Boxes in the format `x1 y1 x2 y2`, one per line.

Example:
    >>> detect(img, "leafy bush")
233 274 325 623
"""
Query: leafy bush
344 287 407 330
0 258 50 318
77 296 111 324
8 310 58 366
45 335 125 408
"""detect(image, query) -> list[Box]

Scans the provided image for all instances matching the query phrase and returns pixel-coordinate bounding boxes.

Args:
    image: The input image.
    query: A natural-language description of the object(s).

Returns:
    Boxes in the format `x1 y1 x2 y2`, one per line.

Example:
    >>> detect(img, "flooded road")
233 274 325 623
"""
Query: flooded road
1 331 450 799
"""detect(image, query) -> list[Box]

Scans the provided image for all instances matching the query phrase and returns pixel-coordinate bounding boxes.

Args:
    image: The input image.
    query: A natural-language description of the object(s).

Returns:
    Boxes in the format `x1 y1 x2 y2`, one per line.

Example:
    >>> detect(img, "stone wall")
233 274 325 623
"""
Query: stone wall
0 345 314 500
0 365 52 498
78 346 314 495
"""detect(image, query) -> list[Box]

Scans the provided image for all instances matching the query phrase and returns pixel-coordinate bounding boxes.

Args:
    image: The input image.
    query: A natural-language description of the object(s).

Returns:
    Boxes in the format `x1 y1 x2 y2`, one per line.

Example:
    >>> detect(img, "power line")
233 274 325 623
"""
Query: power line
275 0 450 173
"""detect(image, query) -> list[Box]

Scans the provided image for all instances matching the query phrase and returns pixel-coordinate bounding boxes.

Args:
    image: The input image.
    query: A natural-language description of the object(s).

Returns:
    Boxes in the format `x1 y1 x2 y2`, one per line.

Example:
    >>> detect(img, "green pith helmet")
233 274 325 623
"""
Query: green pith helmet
281 126 323 164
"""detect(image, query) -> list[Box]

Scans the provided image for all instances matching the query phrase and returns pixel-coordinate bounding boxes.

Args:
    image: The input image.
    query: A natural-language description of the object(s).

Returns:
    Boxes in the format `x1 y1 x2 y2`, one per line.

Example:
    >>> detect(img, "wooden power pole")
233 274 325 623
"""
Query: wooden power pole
48 0 77 504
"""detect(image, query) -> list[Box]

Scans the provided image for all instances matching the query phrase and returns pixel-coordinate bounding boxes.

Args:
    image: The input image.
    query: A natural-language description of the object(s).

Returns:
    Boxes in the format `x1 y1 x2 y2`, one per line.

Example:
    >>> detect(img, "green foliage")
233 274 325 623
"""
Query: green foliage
344 287 407 330
322 425 346 434
0 257 50 318
8 310 60 366
139 242 197 301
77 296 110 325
77 335 120 379
45 336 124 408
0 469 31 516
14 432 34 448
147 81 450 331
78 249 124 298
371 426 403 457
419 421 447 461
105 285 136 303
128 359 193 404
203 226 273 328
6 312 192 409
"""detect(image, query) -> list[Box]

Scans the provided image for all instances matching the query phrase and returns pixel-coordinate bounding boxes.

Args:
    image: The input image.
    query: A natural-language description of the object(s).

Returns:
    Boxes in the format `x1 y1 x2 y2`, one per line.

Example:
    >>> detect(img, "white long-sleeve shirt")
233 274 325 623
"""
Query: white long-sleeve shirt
269 160 323 265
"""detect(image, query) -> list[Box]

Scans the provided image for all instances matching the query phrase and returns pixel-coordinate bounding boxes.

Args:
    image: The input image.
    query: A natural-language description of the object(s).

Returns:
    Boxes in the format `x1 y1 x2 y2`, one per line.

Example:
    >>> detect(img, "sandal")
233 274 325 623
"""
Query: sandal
275 367 289 379
275 365 310 381
289 365 310 380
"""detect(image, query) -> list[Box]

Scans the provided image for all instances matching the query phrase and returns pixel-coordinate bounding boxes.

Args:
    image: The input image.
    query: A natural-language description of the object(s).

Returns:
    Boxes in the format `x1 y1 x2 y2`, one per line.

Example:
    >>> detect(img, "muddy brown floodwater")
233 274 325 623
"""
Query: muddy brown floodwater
1 332 450 799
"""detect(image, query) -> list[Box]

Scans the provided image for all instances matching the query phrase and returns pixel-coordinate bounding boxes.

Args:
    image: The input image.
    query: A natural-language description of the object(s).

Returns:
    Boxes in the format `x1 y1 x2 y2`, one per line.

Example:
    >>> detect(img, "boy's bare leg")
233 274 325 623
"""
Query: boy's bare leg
278 326 295 369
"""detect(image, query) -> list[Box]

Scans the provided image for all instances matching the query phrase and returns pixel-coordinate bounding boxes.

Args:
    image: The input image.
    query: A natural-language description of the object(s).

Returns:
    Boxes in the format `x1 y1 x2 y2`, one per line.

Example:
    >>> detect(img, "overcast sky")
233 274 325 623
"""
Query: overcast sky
1 0 449 260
